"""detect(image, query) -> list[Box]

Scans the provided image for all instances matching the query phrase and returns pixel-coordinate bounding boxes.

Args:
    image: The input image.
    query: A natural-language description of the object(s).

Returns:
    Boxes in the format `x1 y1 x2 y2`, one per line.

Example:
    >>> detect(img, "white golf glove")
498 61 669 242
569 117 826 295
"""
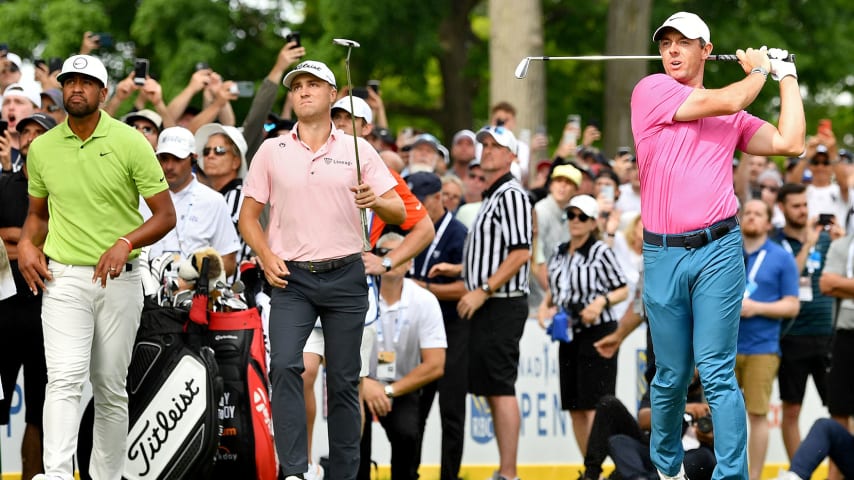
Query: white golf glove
766 47 797 81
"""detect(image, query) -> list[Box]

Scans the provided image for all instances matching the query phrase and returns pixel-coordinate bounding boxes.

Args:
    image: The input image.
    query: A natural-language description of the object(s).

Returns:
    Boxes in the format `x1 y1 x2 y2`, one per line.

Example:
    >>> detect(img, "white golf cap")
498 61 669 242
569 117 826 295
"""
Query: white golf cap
5 52 22 70
2 83 41 108
568 194 599 219
122 109 163 131
332 96 373 124
57 55 109 86
194 123 248 177
452 129 476 145
476 125 518 156
653 12 710 44
156 127 196 159
282 60 337 89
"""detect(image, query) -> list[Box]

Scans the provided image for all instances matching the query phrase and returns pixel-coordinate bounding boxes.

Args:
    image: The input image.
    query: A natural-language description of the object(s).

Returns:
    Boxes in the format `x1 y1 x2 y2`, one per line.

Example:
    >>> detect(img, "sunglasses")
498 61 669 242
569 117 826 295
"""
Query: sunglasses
203 146 229 156
133 125 156 135
760 185 779 193
565 210 592 222
810 159 830 166
374 247 391 257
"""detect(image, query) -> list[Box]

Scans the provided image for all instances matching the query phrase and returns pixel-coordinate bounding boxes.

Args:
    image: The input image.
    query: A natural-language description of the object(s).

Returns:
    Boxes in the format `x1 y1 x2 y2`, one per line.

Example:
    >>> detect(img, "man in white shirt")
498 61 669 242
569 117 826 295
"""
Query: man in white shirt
361 233 447 480
141 126 240 276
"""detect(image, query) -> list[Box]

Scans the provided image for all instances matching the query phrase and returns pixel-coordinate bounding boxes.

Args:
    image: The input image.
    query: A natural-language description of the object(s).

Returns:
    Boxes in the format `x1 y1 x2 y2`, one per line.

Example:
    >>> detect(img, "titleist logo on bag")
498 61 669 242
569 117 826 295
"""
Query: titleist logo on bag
125 356 209 479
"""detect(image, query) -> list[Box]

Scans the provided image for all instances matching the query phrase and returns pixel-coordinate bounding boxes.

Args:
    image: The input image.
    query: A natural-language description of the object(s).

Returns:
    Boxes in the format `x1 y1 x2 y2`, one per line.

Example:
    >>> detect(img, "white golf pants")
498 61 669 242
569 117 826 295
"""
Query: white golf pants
40 260 142 480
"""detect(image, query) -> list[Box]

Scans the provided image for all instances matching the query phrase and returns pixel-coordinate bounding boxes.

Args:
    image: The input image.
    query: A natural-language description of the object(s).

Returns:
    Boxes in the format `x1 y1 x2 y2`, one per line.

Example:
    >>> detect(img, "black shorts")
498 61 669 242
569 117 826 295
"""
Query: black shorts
778 335 831 405
828 329 854 416
0 294 47 426
468 296 528 396
559 322 618 411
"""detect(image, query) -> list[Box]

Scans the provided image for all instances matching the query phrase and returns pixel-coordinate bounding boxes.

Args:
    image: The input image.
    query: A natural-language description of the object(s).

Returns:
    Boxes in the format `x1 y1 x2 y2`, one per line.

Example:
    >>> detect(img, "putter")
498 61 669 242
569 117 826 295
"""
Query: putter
514 53 796 79
333 37 371 252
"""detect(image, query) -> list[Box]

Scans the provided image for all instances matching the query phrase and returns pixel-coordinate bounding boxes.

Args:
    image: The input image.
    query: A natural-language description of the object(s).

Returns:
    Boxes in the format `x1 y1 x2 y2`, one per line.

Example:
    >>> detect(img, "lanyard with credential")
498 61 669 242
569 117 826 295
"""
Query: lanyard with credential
747 249 767 284
416 212 453 278
847 238 854 278
376 304 408 347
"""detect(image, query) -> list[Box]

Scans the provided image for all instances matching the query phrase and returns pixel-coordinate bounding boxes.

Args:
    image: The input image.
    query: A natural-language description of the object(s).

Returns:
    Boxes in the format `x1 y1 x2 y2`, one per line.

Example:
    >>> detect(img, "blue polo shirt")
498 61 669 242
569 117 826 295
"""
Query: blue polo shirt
411 211 468 322
738 239 800 355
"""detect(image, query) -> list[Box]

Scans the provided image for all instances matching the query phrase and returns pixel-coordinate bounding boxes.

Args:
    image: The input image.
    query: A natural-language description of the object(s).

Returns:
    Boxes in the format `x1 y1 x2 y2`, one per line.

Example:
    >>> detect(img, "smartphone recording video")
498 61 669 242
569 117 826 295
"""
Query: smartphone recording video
133 58 149 86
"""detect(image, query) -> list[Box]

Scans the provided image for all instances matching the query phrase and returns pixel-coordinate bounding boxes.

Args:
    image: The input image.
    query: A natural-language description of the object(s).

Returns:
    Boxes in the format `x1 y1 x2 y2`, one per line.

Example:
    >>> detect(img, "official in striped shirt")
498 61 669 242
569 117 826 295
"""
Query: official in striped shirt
543 194 627 458
458 125 532 480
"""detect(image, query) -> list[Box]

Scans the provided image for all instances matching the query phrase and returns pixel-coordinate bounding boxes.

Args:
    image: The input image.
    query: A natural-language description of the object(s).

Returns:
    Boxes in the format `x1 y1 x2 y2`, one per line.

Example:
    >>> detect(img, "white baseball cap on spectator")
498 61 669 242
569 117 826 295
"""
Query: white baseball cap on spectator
476 125 518 156
332 96 372 124
5 53 23 70
2 83 41 108
282 60 337 89
156 127 196 159
57 55 109 87
122 109 164 132
568 194 599 219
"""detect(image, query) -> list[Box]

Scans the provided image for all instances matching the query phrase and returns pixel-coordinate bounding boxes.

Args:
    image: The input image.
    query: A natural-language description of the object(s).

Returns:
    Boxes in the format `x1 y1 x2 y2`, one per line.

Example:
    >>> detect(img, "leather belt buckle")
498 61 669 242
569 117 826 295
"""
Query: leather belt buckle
682 232 707 249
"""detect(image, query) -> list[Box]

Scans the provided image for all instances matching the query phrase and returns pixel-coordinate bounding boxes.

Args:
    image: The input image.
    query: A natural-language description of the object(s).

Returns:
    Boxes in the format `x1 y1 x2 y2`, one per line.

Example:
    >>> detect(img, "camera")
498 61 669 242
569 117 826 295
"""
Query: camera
818 213 834 227
230 81 255 98
90 32 114 49
285 31 301 48
133 58 149 86
352 87 369 99
367 79 380 94
194 61 210 72
0 120 8 137
685 413 713 434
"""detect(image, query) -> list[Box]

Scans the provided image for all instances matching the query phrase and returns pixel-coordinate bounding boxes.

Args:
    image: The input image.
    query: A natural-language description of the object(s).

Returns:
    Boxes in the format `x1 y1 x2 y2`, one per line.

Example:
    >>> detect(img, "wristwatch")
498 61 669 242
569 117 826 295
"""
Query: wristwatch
384 384 395 398
382 257 393 272
481 283 492 295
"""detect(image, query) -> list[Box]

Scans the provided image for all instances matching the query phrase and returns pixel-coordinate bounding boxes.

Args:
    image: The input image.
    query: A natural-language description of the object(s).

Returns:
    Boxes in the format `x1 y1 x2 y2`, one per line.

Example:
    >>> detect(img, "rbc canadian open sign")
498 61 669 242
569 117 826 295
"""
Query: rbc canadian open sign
124 356 209 479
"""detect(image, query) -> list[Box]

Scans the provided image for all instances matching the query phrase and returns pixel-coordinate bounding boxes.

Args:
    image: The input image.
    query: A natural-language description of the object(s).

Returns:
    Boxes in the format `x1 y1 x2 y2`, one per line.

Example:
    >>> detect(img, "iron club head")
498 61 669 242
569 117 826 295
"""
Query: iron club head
333 38 361 48
514 57 532 79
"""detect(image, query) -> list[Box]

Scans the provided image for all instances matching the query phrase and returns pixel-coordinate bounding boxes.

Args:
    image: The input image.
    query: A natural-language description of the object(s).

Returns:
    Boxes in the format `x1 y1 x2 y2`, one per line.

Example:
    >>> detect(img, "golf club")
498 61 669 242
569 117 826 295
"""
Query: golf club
514 53 796 79
333 37 371 252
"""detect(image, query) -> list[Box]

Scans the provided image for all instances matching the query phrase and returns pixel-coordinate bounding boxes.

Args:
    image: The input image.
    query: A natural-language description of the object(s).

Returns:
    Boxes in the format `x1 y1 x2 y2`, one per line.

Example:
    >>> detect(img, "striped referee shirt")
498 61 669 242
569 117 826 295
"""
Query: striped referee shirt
219 178 252 274
547 235 627 326
463 173 532 294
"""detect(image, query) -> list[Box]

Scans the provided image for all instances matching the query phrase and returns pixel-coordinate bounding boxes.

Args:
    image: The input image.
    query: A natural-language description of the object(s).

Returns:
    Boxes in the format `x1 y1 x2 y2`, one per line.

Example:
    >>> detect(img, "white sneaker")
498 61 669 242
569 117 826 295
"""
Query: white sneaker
774 471 802 480
658 464 687 480
305 462 324 480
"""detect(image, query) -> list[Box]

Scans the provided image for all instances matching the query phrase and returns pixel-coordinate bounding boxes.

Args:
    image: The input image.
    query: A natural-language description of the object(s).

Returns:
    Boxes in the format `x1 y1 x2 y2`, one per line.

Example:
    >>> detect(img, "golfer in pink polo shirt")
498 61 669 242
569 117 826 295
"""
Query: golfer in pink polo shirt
630 12 804 480
239 60 404 480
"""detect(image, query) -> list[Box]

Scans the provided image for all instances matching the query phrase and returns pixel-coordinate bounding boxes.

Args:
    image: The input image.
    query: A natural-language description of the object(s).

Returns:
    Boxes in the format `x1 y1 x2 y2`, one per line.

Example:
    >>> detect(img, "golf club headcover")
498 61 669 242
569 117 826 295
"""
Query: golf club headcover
178 247 226 286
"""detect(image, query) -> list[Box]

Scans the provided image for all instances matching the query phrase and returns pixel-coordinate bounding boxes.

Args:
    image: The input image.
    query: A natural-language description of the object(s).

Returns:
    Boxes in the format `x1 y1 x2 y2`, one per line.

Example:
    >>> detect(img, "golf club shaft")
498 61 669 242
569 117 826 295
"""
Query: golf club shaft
529 54 794 62
338 40 372 251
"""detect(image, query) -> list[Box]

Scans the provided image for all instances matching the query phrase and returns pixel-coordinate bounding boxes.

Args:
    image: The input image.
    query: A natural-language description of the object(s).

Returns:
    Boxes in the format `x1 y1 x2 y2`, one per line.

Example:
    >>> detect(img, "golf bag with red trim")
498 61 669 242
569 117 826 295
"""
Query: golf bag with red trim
189 263 277 480
122 300 222 480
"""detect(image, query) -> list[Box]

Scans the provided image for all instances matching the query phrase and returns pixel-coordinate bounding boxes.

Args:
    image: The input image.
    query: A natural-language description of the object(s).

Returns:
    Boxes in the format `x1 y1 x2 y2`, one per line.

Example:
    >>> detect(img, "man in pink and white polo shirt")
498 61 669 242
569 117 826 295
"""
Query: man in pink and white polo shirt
631 12 804 480
239 60 405 480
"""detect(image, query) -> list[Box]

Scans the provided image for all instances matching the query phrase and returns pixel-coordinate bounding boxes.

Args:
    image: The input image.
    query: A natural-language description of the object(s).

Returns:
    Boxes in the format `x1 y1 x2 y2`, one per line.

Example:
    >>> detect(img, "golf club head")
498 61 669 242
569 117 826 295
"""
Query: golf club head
514 57 531 79
333 38 360 48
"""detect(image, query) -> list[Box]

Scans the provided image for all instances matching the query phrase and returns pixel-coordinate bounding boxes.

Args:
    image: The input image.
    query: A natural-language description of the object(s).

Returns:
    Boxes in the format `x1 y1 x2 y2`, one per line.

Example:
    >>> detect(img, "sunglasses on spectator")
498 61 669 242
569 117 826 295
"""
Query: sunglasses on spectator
565 209 592 222
810 159 830 166
133 125 156 135
374 247 392 257
760 185 779 193
203 146 229 156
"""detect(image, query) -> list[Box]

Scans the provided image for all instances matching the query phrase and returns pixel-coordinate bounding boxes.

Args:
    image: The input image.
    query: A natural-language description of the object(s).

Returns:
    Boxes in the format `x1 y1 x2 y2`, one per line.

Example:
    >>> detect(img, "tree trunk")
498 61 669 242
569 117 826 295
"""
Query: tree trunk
489 0 545 162
438 0 479 145
604 0 652 157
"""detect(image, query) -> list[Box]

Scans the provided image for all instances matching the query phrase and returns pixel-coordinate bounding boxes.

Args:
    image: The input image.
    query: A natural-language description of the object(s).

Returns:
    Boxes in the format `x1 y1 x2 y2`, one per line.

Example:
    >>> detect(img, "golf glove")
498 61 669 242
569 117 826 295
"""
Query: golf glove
767 48 797 81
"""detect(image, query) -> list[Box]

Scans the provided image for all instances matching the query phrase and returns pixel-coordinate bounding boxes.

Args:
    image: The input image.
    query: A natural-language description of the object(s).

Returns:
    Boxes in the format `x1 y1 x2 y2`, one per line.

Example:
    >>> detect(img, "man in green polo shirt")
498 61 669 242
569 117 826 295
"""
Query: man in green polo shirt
16 54 176 480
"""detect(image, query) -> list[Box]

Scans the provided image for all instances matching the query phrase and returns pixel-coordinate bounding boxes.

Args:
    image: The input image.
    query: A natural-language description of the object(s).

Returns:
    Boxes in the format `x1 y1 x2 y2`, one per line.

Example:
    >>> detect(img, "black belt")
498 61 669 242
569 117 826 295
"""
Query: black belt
287 253 361 273
643 215 739 249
